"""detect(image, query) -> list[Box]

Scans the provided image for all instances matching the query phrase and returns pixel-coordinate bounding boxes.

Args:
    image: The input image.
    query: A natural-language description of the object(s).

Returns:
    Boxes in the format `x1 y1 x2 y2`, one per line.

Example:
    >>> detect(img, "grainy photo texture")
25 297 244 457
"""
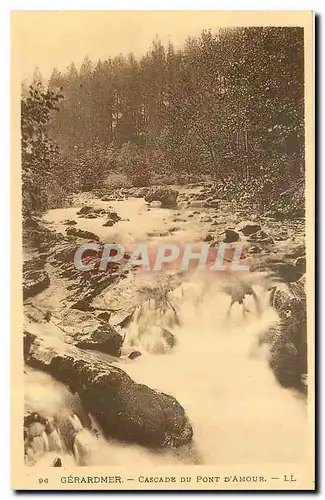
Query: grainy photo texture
11 11 314 491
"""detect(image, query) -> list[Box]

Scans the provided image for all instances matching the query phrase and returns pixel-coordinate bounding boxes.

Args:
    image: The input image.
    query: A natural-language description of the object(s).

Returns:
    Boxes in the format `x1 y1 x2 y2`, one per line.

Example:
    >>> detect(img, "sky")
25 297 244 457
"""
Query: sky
12 11 225 81
12 10 308 81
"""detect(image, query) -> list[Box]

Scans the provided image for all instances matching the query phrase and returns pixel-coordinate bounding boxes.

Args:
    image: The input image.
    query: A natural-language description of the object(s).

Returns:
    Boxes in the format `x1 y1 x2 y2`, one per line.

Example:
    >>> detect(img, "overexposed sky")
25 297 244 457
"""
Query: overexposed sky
12 11 225 80
11 10 309 81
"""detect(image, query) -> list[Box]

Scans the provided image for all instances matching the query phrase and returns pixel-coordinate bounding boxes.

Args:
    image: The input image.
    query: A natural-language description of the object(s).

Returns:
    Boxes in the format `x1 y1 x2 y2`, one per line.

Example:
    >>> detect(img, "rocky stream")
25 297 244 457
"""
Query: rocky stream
22 183 308 467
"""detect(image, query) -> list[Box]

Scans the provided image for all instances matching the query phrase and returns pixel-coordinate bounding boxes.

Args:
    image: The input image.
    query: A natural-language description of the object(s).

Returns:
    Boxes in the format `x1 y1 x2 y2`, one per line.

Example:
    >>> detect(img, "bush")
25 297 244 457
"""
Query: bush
115 143 151 187
103 172 132 190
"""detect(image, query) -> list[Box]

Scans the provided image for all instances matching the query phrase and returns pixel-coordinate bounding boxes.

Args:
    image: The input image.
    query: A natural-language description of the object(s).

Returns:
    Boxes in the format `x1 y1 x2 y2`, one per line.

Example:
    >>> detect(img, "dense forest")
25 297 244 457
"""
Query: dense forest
21 26 305 215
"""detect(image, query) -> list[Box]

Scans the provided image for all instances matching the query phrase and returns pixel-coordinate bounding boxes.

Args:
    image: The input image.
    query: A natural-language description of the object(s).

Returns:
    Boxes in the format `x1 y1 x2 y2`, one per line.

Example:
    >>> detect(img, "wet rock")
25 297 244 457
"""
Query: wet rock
102 211 122 227
128 351 142 360
274 280 306 323
50 241 126 311
108 211 121 222
204 234 214 242
76 206 120 223
69 271 121 311
235 221 261 236
50 242 77 264
274 263 303 283
23 216 42 230
295 256 306 275
266 281 307 393
24 332 193 449
96 311 111 322
57 310 123 356
102 219 115 227
23 259 50 300
150 200 162 208
24 257 47 272
76 206 93 216
223 229 240 243
145 188 179 208
63 219 77 226
66 227 99 241
23 217 63 252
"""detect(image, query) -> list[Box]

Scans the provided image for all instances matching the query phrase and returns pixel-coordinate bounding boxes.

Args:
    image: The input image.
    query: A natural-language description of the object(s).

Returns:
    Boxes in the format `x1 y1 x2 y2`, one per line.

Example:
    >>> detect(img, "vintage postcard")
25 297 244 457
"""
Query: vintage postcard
11 10 315 490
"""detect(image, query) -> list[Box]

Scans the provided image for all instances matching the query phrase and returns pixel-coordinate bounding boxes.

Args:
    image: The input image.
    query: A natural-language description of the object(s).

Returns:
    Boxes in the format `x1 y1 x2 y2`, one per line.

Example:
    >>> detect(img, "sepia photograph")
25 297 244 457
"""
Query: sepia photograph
11 10 314 490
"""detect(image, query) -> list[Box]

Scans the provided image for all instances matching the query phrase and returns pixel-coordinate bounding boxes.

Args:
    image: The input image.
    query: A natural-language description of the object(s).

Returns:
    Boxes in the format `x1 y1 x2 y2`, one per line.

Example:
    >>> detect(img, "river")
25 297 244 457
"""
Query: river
25 187 308 467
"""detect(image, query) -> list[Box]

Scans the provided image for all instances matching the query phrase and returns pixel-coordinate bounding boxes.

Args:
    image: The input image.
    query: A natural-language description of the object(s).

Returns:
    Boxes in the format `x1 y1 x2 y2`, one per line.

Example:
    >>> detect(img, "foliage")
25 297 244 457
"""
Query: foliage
103 172 131 190
23 27 305 215
21 76 62 213
114 143 151 187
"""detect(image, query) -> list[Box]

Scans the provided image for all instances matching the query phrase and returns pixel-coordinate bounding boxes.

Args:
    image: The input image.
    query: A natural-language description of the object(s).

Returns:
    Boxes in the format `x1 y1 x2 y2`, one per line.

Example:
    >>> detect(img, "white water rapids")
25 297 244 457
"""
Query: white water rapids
25 193 309 467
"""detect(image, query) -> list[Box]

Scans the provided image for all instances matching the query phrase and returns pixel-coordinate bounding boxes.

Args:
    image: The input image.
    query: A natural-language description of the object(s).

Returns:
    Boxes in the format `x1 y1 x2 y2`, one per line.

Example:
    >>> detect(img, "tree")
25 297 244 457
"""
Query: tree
21 78 62 213
43 27 304 206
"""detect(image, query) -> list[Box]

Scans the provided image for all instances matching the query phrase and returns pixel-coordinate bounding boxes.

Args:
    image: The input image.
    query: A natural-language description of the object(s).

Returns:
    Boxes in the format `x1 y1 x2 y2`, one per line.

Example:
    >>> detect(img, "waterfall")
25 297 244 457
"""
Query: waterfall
122 271 308 465
25 196 308 467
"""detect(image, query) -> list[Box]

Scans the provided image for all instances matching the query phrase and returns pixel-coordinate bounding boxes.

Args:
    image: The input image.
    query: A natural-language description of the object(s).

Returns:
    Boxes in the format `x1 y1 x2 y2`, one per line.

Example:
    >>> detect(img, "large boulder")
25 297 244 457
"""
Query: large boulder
263 261 305 283
56 310 123 356
145 187 179 208
24 332 193 449
265 280 307 393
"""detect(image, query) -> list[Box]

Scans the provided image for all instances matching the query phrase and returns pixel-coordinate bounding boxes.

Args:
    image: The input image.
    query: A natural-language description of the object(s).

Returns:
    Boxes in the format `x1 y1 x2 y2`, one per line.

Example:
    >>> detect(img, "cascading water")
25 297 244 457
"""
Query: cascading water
25 195 308 467
122 271 308 465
